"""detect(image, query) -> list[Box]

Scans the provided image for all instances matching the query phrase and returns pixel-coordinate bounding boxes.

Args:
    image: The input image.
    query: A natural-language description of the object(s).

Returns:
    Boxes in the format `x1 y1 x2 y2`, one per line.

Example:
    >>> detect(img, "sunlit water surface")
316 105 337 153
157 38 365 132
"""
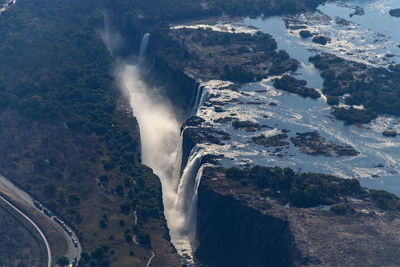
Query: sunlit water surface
192 0 400 196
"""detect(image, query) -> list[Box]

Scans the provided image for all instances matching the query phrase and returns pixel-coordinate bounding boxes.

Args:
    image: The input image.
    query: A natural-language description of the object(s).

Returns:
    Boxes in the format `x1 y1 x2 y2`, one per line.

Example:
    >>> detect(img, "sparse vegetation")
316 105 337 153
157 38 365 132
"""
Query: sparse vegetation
299 30 312 38
167 28 299 83
0 206 48 266
330 203 354 215
225 166 400 210
80 245 111 267
57 256 70 266
369 190 400 210
273 75 320 98
312 35 331 45
310 54 400 124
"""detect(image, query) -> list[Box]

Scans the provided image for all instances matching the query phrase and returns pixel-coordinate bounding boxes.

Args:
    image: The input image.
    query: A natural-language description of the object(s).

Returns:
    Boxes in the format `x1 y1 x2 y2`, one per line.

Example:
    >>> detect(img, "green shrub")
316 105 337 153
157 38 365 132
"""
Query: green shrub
369 190 400 210
330 203 353 215
224 166 399 210
326 96 339 105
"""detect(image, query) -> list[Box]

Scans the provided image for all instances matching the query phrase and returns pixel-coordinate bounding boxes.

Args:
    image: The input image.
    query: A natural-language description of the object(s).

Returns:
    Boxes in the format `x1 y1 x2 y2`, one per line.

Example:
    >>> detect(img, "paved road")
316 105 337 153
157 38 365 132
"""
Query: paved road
0 175 81 265
0 194 51 267
0 2 79 264
48 210 81 264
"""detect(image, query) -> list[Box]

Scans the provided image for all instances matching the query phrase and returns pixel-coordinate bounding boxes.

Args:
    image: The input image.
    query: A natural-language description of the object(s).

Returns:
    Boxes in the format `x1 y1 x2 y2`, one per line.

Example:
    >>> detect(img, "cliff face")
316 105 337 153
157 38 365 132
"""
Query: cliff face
196 180 300 267
195 167 400 266
148 49 196 119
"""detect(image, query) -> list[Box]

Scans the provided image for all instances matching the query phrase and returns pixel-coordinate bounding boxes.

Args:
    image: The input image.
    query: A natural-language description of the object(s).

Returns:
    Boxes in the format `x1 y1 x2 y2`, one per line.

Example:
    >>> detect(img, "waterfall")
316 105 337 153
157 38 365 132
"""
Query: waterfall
169 142 205 263
104 28 206 265
176 149 205 235
172 134 184 189
137 33 150 68
189 80 203 116
175 145 203 222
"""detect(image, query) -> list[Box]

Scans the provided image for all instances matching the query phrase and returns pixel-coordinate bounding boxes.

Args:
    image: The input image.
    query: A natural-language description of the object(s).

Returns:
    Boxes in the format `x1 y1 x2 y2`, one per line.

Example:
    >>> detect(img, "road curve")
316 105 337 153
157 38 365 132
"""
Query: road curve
0 175 81 265
0 194 51 267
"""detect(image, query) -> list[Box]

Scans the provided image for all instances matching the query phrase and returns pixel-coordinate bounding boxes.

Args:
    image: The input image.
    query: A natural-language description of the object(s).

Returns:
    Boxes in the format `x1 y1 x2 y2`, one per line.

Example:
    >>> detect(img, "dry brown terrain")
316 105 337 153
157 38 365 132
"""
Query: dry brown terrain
0 202 46 267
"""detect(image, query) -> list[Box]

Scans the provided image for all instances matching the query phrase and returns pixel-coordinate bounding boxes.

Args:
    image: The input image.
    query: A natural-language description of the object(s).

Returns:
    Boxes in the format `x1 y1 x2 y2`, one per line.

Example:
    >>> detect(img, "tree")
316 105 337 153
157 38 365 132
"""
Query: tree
138 231 151 249
57 256 70 266
69 193 80 206
115 185 124 196
43 183 56 198
120 202 131 215
99 219 107 229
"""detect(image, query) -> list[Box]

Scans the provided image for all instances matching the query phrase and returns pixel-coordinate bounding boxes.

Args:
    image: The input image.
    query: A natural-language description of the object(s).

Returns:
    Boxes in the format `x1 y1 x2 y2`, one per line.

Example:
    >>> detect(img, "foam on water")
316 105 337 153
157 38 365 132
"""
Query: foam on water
192 77 400 195
171 23 258 35
0 0 16 13
227 0 400 195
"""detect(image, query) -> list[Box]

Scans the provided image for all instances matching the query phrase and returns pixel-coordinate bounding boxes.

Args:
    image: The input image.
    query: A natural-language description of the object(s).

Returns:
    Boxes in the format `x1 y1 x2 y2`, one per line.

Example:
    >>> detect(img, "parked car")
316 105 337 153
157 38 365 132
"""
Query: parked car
43 208 52 217
34 201 43 210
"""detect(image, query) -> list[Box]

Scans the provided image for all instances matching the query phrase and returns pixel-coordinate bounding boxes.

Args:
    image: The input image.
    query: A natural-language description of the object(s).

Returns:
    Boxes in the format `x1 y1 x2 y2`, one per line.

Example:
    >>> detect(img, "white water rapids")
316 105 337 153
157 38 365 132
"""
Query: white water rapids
0 0 16 13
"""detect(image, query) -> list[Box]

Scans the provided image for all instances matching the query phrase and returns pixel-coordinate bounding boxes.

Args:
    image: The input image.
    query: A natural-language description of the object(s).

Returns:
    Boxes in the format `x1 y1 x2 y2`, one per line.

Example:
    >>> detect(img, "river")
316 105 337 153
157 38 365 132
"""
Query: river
168 0 400 197
237 0 400 195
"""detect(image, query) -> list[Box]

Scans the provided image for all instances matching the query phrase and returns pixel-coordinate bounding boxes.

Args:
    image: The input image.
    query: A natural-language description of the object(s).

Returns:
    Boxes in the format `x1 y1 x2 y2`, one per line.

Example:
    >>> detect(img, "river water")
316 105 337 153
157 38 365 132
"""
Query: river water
184 0 400 198
233 0 400 195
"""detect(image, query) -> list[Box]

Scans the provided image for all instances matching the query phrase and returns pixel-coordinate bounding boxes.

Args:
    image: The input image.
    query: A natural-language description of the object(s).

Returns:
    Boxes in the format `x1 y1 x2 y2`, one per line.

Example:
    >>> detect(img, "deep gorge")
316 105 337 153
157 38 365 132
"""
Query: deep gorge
103 26 304 265
1 0 400 265
100 2 400 265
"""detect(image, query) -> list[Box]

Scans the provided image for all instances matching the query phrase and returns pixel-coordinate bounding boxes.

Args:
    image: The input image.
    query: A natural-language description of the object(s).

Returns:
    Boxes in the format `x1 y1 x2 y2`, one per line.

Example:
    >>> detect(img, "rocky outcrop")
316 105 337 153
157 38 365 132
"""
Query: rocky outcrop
382 129 398 137
232 120 263 132
196 167 400 266
389 8 400 18
252 133 290 147
273 75 320 99
180 116 230 176
290 131 359 157
312 35 331 45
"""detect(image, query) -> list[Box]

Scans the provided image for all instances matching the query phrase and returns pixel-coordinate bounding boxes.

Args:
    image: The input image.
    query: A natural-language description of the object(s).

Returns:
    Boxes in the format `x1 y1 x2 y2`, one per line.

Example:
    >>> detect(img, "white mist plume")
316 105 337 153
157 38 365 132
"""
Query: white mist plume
99 14 123 56
102 26 202 262
115 61 201 259
116 63 180 181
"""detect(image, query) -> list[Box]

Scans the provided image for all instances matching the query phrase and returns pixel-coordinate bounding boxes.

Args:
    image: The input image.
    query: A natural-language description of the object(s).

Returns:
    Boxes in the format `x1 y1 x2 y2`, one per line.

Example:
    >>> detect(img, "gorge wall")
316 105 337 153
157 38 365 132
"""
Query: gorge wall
192 167 400 266
196 179 300 267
